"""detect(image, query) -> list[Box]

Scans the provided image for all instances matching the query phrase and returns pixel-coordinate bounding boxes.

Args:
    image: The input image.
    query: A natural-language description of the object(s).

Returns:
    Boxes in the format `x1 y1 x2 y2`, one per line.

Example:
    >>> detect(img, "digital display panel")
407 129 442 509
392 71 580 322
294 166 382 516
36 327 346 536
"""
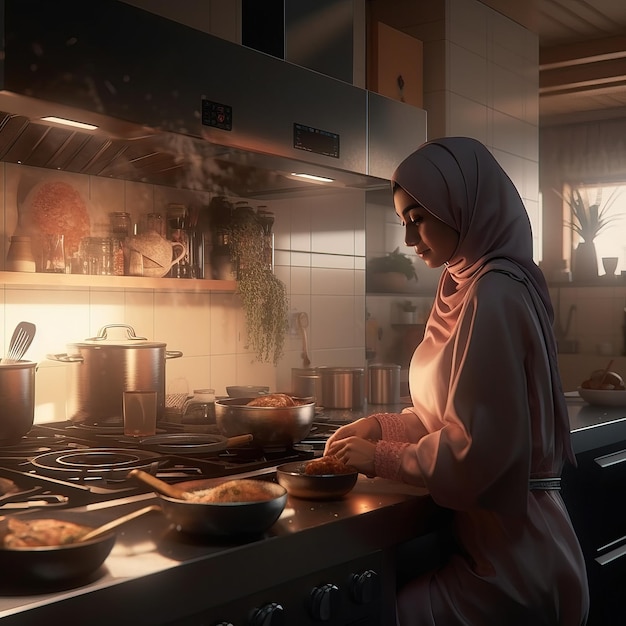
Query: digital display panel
293 123 340 158
202 99 232 131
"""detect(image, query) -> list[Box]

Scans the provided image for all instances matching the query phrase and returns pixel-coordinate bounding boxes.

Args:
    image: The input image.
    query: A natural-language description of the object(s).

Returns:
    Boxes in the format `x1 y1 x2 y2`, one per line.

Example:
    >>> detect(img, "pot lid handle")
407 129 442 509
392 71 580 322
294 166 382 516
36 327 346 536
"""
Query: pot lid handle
87 324 147 342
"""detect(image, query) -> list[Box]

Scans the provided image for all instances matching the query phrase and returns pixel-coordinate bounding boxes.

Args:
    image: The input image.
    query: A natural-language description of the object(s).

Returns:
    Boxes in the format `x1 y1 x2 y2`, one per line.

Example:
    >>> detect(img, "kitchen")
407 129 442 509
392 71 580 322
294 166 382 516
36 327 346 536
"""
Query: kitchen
1 0 626 624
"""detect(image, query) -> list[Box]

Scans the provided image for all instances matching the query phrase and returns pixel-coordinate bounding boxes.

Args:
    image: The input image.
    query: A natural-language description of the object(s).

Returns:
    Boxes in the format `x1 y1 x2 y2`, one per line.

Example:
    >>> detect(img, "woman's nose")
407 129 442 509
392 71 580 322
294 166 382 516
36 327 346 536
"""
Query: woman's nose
405 227 420 247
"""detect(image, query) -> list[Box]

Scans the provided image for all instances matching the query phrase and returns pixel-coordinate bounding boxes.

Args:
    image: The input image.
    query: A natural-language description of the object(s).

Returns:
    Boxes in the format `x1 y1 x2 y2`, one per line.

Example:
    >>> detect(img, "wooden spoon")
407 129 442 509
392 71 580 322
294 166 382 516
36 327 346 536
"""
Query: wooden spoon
80 504 160 542
127 468 187 499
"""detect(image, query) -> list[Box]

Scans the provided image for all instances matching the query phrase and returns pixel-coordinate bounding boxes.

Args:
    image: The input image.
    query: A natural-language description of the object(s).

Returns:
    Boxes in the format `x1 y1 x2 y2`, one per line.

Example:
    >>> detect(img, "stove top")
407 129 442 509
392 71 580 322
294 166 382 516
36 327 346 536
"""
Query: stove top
0 420 338 510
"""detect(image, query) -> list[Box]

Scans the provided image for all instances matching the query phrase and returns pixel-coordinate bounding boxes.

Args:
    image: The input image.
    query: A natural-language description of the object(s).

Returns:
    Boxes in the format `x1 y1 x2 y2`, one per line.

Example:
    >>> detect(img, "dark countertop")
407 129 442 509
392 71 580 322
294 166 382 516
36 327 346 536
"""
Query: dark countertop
0 476 442 624
1 396 624 623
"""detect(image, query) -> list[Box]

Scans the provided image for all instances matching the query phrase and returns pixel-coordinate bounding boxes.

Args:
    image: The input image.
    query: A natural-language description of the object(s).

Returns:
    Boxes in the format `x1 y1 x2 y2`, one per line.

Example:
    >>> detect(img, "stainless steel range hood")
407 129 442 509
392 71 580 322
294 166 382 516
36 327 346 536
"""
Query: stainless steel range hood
0 0 426 198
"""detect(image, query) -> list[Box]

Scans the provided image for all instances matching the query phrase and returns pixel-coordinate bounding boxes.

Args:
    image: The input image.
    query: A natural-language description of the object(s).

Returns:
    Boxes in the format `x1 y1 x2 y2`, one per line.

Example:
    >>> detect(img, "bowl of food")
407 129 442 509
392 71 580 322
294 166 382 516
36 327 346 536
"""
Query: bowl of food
578 367 626 406
0 517 116 584
215 394 315 448
156 477 288 536
276 455 359 500
578 388 626 407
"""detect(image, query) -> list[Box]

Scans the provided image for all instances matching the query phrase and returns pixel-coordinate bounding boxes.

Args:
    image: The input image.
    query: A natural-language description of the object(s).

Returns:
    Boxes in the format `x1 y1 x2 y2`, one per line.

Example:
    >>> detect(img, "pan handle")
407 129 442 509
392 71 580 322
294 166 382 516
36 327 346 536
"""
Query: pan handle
46 353 84 363
165 351 183 360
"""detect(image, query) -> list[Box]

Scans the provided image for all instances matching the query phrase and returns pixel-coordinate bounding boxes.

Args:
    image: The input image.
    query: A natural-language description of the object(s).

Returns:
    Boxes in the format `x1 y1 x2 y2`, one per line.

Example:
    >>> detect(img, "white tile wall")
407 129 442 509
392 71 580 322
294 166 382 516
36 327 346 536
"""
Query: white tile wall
0 161 369 422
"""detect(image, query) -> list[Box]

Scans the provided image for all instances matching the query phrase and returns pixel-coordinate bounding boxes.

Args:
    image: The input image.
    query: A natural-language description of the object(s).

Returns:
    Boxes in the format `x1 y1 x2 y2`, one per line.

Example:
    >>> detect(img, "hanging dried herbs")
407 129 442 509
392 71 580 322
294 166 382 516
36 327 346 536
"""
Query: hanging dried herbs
227 204 288 366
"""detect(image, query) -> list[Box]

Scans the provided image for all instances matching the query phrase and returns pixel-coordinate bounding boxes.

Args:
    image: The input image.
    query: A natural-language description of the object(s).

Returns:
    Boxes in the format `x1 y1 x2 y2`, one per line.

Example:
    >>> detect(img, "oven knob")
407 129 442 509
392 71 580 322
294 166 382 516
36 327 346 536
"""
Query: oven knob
309 583 341 621
248 602 285 626
350 569 380 604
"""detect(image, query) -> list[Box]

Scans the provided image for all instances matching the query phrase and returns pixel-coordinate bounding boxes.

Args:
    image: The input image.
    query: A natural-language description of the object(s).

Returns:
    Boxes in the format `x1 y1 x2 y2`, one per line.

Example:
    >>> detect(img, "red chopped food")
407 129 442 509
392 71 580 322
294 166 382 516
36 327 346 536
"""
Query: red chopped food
304 455 356 476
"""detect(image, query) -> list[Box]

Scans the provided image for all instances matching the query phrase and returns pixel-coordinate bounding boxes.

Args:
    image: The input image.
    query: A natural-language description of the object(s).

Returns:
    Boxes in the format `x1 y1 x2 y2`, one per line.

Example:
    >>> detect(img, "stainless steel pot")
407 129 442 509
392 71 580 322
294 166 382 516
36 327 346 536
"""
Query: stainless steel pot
0 361 36 444
215 397 315 448
48 324 182 425
317 366 365 409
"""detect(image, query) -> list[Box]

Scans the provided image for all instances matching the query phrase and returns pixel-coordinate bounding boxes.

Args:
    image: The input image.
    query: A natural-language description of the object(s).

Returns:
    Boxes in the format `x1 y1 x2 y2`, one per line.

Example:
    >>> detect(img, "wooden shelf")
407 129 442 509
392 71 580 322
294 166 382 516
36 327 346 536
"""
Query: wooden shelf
0 271 238 292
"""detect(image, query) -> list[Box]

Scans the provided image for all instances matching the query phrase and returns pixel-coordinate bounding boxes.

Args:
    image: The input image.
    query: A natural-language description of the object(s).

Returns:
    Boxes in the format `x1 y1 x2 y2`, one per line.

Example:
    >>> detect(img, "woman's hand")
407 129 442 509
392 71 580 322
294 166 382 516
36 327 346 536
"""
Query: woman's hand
326 436 377 477
324 417 382 477
324 417 381 453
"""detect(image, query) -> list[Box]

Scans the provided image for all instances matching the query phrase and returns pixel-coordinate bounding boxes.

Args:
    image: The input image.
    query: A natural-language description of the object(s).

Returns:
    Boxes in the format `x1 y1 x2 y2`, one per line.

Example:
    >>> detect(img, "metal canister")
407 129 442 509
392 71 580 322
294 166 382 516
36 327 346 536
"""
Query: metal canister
291 367 321 402
0 361 36 444
317 366 365 409
368 363 401 405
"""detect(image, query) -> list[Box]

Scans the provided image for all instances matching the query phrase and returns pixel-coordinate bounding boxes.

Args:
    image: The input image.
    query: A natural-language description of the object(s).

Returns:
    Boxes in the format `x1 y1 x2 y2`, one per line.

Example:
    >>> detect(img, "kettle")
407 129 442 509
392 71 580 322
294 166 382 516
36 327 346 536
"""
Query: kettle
127 231 186 278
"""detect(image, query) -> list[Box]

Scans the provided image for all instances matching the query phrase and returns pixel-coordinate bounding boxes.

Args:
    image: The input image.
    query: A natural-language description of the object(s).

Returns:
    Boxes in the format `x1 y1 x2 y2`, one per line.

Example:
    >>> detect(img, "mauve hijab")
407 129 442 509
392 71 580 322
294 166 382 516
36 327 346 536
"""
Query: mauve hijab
391 136 574 464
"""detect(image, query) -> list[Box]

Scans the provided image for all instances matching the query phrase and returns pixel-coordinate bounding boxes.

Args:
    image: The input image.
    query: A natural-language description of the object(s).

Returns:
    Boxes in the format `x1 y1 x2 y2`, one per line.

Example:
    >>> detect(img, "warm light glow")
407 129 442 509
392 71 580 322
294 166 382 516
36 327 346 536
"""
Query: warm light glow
290 172 334 183
41 116 99 131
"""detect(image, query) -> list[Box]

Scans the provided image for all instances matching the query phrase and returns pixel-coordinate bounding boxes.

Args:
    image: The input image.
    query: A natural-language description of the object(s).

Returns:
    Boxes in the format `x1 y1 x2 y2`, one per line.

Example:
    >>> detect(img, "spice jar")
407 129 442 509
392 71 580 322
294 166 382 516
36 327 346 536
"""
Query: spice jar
6 236 36 272
109 212 132 239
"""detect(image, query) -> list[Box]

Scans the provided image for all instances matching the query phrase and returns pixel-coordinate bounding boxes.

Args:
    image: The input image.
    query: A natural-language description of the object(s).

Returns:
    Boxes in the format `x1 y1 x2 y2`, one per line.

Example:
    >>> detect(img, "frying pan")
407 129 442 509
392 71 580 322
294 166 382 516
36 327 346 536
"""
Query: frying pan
138 433 253 454
0 505 158 584
128 470 287 536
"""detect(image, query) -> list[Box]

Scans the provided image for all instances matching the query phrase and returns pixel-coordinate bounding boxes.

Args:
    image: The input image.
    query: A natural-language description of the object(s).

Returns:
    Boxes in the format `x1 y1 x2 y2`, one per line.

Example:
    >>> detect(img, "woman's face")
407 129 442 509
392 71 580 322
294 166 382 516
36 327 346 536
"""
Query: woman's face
394 187 459 268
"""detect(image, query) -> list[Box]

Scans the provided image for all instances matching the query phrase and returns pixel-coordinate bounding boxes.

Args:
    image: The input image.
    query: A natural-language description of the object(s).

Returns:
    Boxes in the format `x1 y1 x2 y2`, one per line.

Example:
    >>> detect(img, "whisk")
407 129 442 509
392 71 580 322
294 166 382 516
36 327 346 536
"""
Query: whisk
1 321 36 364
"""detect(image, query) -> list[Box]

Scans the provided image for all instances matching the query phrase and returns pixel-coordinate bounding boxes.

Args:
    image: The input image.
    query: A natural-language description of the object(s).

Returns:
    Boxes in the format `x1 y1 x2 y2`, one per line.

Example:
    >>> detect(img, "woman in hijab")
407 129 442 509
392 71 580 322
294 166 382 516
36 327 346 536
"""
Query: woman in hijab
325 137 589 625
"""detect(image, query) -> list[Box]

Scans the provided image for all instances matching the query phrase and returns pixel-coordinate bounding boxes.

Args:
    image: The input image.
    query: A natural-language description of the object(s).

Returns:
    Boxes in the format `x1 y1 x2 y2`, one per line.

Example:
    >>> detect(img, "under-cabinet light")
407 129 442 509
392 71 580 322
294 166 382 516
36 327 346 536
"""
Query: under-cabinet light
291 172 334 183
41 116 99 131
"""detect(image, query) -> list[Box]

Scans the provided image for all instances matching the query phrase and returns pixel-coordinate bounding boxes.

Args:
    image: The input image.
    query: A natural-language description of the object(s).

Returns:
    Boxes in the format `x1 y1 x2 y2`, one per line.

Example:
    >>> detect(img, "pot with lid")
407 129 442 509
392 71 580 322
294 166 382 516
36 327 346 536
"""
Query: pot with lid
48 324 182 425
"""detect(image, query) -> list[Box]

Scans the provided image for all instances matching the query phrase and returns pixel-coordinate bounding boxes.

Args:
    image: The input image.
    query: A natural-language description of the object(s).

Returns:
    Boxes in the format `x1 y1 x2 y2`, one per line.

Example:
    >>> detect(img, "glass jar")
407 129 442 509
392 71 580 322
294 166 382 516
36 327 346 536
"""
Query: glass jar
109 212 132 239
144 212 165 237
182 389 216 424
80 237 113 275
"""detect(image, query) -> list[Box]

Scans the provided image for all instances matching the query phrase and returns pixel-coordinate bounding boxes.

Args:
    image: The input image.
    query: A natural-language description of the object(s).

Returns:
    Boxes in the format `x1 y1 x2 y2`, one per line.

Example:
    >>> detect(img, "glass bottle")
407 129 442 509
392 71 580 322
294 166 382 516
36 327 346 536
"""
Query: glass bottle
167 204 191 278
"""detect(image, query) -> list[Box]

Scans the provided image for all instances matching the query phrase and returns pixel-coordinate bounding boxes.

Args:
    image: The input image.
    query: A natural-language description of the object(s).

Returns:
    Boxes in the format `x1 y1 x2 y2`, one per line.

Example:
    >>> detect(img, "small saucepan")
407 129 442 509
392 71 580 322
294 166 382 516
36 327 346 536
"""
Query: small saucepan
129 469 287 536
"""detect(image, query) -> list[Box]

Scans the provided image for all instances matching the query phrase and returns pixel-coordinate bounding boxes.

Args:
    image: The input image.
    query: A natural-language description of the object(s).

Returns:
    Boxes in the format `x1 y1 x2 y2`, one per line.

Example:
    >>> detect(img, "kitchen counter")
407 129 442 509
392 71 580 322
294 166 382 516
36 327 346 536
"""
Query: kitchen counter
1 397 624 624
0 474 444 625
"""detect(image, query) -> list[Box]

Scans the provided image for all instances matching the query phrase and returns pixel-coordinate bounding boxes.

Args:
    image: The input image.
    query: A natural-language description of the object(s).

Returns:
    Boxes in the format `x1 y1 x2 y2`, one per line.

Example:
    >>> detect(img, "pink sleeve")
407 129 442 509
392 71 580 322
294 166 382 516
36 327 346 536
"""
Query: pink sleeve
372 412 409 441
372 413 411 480
374 440 410 480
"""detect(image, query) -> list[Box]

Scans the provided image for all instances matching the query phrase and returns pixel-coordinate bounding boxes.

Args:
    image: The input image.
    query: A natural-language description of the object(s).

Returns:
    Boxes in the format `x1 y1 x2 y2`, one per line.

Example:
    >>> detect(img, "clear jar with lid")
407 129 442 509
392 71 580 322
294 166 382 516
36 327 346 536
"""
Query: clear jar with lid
109 212 132 239
80 237 113 275
182 389 216 424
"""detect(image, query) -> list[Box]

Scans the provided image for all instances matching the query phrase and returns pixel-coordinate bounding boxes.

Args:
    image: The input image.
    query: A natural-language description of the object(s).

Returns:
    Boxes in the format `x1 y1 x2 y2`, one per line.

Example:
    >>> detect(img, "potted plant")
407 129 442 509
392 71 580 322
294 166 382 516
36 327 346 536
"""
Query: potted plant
367 247 417 293
227 205 289 366
560 187 624 281
398 300 418 324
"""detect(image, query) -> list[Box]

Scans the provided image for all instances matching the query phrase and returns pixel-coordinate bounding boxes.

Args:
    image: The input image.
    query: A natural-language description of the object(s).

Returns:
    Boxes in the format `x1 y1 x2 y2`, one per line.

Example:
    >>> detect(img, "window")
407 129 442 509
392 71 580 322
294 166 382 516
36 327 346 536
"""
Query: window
564 183 626 276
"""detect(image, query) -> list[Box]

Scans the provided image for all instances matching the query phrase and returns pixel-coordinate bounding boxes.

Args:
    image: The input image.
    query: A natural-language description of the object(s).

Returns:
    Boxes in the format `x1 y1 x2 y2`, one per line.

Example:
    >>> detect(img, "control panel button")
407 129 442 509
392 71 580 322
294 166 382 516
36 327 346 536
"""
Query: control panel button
350 569 380 605
309 583 341 621
249 602 285 626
